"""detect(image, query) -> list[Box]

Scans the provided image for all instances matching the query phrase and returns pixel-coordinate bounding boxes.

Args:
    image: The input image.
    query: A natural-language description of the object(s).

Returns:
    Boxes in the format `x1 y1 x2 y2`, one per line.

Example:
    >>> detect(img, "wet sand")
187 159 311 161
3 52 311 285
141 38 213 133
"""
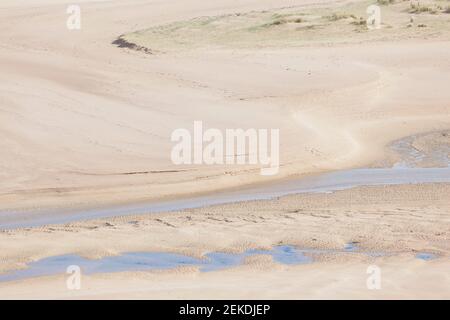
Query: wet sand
0 183 449 299
1 130 449 229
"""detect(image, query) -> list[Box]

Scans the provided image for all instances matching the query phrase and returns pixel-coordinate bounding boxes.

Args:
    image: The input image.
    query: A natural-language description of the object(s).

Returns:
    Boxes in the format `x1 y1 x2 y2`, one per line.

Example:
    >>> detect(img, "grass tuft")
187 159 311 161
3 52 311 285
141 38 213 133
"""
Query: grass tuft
409 3 438 14
351 17 366 26
326 13 356 21
377 0 396 5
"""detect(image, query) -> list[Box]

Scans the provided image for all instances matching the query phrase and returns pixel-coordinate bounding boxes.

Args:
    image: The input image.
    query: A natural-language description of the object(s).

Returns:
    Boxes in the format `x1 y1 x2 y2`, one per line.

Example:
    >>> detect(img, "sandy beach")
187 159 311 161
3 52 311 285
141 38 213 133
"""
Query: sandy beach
0 0 449 299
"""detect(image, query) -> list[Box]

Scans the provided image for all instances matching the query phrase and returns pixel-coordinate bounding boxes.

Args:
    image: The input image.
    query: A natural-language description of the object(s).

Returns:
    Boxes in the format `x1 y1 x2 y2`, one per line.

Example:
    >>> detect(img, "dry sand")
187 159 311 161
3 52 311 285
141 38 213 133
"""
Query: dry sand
0 0 449 299
0 0 449 211
1 258 449 299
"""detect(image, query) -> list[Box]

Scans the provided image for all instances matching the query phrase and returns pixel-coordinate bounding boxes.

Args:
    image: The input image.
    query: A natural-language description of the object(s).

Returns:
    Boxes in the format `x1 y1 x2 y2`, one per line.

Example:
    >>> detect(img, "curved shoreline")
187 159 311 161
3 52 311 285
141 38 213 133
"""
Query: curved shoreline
1 129 449 230
1 181 449 299
1 166 449 230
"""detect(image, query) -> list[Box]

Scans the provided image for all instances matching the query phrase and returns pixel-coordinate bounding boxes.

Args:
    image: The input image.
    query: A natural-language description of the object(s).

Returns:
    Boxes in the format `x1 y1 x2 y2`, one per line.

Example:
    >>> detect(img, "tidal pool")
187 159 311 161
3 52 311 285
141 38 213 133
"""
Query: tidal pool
415 253 438 261
0 243 441 283
0 245 311 282
0 243 386 282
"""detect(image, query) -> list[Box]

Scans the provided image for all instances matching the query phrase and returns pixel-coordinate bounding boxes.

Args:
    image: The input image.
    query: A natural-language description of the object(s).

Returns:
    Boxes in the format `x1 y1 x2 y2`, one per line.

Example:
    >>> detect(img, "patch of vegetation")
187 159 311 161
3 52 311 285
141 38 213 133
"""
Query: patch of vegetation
112 36 153 54
272 19 287 25
325 13 356 21
271 13 287 20
260 18 287 28
119 1 450 53
260 15 304 28
377 0 396 5
351 17 366 25
409 2 438 14
270 13 304 21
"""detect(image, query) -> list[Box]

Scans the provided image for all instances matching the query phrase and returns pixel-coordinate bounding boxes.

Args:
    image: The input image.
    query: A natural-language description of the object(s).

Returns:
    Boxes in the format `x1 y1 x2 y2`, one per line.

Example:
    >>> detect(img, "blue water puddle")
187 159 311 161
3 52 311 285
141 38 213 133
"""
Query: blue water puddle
0 244 371 282
344 242 359 252
0 244 442 283
415 252 438 261
390 134 450 169
201 246 313 272
0 245 312 282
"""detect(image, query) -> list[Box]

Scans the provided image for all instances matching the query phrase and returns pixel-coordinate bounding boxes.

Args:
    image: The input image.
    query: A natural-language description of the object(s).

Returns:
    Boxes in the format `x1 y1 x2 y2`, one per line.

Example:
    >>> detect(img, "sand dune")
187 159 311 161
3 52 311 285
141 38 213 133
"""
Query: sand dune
1 0 449 212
